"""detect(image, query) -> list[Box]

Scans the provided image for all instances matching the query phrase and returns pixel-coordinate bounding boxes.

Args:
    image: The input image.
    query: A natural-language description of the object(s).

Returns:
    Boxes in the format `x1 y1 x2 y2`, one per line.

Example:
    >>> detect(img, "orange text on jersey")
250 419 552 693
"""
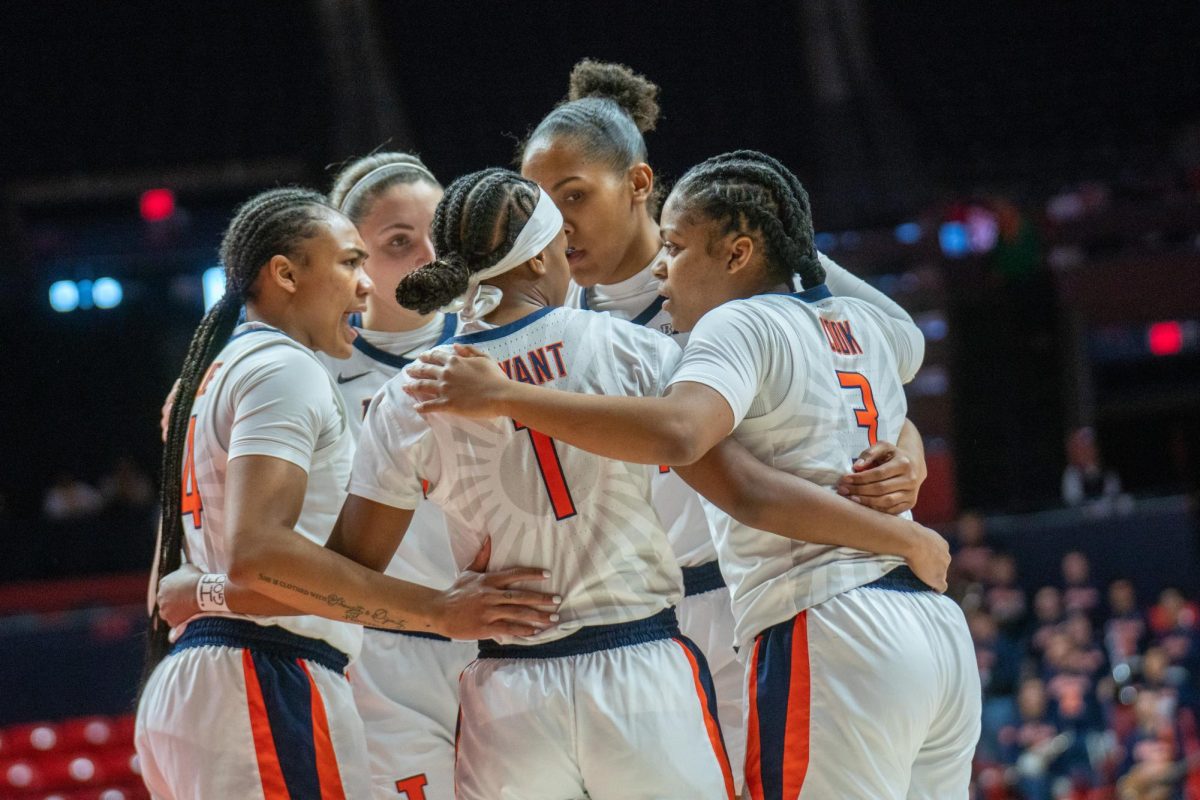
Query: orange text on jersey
820 319 864 356
499 341 568 385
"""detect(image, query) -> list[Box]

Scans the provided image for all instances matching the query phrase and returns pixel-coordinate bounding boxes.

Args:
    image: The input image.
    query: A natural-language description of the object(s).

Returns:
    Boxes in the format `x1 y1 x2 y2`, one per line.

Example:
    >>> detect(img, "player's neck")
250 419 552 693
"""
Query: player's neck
482 282 557 328
605 219 661 286
363 298 433 333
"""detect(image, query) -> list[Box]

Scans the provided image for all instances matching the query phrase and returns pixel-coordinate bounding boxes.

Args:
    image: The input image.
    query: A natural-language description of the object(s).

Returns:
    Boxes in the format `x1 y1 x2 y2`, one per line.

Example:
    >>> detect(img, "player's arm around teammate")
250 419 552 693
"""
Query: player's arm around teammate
407 349 947 590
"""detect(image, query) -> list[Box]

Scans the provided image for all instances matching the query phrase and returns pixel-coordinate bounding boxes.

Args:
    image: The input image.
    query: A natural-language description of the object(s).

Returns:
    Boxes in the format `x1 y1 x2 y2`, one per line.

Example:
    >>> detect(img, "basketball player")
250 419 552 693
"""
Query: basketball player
321 153 472 800
337 168 950 799
405 152 981 799
137 188 557 800
519 59 930 788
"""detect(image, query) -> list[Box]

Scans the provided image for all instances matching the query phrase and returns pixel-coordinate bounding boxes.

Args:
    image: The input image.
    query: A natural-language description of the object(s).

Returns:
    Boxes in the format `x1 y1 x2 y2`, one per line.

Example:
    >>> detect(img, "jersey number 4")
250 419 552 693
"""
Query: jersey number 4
513 420 578 521
181 415 204 528
836 371 879 447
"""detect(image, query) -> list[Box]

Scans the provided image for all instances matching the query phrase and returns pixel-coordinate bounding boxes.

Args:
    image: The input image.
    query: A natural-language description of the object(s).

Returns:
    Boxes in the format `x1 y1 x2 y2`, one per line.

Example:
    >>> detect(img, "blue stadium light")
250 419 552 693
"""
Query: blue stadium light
938 222 970 258
49 280 80 313
894 222 922 245
203 266 226 311
92 277 123 309
76 279 94 310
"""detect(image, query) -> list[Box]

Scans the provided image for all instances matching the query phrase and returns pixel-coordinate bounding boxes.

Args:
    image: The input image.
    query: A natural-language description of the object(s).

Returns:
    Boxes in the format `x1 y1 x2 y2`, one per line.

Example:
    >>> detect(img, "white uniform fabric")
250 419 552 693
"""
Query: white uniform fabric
319 313 474 800
568 265 745 791
178 322 361 657
351 307 685 642
351 631 470 800
456 636 735 800
745 585 980 799
670 288 924 648
351 306 736 798
137 644 372 800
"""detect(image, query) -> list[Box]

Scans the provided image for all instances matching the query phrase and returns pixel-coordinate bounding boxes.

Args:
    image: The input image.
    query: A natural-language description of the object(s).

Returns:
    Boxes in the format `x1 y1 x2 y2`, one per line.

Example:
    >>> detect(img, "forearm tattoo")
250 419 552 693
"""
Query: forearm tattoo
257 572 408 629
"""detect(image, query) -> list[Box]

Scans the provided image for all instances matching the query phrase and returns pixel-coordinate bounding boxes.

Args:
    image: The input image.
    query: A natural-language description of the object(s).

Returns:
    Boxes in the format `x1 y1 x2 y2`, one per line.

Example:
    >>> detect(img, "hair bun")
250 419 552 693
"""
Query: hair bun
567 59 660 133
395 252 471 315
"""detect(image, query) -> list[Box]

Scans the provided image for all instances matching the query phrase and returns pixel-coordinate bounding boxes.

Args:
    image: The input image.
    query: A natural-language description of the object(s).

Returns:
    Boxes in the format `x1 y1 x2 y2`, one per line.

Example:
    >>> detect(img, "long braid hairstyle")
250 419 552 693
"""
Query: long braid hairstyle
144 187 337 680
670 150 826 289
395 168 539 314
329 151 441 222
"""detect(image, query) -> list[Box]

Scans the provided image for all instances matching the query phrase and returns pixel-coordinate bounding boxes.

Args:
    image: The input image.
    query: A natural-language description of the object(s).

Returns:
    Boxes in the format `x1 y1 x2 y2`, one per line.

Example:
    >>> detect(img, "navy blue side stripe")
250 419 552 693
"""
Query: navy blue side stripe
675 634 731 759
755 616 797 800
250 651 323 799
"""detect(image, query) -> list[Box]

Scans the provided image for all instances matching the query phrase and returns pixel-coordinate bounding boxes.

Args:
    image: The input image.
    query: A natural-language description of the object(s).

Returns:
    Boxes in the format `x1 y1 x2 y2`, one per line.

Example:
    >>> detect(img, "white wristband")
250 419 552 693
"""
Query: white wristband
196 573 229 613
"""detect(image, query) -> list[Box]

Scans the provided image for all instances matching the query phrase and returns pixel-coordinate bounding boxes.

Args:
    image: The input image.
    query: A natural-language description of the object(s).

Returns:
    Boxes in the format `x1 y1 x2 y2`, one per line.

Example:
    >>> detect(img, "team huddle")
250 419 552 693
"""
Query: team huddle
134 61 981 799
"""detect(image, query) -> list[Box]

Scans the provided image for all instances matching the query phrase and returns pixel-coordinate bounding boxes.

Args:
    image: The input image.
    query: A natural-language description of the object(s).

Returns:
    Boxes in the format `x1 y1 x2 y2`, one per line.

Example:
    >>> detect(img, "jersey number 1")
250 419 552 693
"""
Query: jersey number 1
836 371 879 447
181 415 204 527
513 420 577 521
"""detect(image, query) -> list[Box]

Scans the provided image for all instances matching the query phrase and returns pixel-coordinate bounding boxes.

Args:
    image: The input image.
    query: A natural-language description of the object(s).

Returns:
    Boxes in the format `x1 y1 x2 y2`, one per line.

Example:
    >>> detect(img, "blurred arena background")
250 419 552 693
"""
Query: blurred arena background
0 2 1198 798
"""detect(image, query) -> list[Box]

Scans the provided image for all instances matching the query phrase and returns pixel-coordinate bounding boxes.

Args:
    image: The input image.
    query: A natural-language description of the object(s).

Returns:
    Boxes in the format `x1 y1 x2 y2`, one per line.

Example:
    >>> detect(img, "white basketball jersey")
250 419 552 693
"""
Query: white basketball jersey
668 285 925 647
566 267 718 568
315 313 460 590
350 306 685 644
182 322 362 657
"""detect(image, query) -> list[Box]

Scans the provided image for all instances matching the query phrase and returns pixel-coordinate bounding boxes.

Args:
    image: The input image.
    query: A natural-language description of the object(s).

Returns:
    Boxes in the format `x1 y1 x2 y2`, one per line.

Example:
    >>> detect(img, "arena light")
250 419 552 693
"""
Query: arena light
894 222 922 245
92 277 123 309
49 280 80 312
938 222 970 258
1148 321 1183 357
202 266 226 311
76 279 94 310
965 207 999 253
140 188 176 222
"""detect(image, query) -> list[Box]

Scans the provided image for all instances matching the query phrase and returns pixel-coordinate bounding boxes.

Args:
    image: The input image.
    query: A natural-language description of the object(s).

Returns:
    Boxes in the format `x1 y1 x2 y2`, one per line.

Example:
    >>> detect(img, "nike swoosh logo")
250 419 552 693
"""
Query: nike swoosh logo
337 372 370 384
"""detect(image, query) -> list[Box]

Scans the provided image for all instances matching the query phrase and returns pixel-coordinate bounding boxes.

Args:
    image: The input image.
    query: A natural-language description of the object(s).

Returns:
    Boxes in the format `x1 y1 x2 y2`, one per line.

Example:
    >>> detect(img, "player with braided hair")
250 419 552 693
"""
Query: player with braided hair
367 166 950 798
136 187 558 800
406 151 979 799
520 62 933 791
154 153 475 800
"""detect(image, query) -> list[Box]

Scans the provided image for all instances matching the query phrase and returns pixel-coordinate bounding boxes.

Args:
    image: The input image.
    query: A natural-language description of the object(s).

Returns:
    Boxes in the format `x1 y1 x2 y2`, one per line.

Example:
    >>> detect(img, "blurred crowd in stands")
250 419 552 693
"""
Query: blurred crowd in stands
0 459 156 582
957 512 1200 800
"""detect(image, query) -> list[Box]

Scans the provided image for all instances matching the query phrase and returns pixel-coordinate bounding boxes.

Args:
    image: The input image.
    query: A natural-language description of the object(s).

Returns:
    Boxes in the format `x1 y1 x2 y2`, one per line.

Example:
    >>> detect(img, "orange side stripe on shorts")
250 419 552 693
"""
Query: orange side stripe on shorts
241 649 290 800
782 611 812 798
673 638 737 800
745 637 765 800
299 660 348 800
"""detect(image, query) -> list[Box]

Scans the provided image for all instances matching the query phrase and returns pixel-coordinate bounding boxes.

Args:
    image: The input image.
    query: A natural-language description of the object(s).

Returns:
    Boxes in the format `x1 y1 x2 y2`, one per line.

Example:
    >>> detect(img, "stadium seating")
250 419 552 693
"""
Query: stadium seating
0 715 146 800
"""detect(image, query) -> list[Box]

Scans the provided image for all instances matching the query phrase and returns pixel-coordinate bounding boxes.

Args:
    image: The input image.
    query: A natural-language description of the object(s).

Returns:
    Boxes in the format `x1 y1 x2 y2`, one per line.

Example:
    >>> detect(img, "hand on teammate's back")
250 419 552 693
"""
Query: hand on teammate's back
905 524 951 593
404 345 510 418
836 440 924 514
434 537 562 639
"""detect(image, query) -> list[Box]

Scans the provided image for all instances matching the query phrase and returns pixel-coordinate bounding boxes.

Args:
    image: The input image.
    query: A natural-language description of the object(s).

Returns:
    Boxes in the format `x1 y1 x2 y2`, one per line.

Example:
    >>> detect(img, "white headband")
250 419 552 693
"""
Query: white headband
441 189 564 322
339 161 438 213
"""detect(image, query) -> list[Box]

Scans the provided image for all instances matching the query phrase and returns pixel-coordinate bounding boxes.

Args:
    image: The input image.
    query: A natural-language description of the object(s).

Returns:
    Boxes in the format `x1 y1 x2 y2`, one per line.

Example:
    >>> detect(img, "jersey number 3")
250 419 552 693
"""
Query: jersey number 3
513 420 577 521
836 371 879 447
181 415 204 528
